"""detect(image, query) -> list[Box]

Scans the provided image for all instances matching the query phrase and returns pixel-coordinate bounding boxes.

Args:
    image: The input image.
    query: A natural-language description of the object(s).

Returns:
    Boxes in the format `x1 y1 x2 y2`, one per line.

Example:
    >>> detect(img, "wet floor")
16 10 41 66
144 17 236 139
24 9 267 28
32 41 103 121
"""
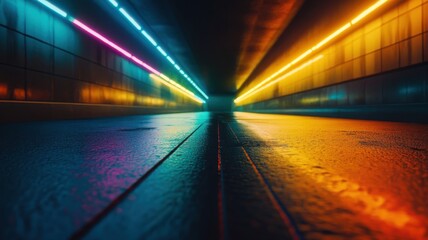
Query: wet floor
1 112 427 239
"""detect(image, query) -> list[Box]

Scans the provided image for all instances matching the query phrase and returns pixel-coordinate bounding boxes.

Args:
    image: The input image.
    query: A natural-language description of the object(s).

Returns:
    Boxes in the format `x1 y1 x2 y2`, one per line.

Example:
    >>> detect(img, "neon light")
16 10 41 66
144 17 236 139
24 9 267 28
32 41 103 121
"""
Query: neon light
235 55 323 103
156 46 167 56
119 8 141 30
130 56 161 76
235 0 389 104
152 74 205 103
106 1 209 100
179 70 185 75
72 20 132 58
155 77 202 103
36 1 204 103
195 87 209 99
312 23 351 50
37 0 67 17
108 0 119 7
291 49 313 65
167 56 175 65
142 31 157 46
351 0 388 25
71 20 201 103
174 64 181 70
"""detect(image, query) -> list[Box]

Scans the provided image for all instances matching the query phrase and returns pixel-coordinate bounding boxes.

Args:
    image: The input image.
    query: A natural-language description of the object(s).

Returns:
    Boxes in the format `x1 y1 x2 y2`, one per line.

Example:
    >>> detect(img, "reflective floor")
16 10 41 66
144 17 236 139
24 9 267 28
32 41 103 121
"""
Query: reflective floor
1 112 427 239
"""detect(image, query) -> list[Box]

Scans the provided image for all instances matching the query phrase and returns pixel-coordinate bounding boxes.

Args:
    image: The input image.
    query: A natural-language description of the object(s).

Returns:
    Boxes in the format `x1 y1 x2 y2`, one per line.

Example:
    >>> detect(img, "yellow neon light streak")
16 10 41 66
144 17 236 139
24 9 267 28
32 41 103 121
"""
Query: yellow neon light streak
150 74 205 104
311 23 351 51
235 0 388 104
351 0 388 25
236 55 323 103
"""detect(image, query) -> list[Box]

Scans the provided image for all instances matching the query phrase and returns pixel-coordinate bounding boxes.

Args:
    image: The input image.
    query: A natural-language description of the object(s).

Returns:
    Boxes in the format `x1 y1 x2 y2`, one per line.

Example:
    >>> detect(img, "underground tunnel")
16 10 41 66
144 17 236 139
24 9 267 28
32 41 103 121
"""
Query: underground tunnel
1 0 428 239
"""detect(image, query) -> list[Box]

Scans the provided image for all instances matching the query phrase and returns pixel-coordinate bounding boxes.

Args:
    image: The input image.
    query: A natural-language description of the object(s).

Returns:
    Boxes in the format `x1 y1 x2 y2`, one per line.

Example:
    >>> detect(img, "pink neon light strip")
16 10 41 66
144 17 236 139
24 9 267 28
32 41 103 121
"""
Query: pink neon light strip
72 20 132 58
131 56 161 76
71 18 204 103
72 19 160 77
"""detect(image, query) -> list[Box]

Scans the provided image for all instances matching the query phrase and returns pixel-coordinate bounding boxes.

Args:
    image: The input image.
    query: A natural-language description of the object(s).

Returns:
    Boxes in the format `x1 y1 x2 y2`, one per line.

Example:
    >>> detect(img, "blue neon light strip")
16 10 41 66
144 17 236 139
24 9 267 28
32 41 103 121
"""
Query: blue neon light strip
108 0 118 7
119 8 141 30
35 0 205 104
107 0 209 100
167 56 175 65
157 46 167 56
142 30 158 46
37 0 67 17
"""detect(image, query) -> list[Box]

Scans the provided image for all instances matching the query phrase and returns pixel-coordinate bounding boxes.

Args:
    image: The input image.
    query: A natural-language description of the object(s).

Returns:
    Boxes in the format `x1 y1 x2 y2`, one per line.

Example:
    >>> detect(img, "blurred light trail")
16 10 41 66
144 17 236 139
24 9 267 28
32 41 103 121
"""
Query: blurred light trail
235 0 389 104
106 0 209 100
35 0 205 104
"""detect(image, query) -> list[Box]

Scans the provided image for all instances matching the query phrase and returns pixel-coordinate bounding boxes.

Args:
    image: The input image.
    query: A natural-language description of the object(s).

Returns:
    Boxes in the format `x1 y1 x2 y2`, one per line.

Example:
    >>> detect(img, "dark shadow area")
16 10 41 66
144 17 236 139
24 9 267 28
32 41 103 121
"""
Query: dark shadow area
207 95 234 112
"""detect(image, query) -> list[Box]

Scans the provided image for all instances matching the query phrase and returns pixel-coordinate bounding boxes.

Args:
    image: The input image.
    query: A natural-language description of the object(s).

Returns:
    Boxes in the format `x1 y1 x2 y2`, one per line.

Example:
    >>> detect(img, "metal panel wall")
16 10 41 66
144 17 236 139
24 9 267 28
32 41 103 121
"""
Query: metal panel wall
0 0 202 121
236 0 428 122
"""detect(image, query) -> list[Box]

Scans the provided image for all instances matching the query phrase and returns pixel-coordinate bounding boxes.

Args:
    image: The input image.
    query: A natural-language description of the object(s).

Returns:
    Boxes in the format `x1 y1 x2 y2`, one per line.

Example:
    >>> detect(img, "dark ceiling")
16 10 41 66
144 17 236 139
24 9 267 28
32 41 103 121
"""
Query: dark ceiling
126 0 303 95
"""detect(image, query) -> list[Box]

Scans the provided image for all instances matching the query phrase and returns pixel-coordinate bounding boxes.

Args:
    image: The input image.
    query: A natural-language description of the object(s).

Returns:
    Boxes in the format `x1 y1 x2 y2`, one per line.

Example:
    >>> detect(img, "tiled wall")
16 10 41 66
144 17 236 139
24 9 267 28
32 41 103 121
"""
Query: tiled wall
236 0 428 121
0 0 202 120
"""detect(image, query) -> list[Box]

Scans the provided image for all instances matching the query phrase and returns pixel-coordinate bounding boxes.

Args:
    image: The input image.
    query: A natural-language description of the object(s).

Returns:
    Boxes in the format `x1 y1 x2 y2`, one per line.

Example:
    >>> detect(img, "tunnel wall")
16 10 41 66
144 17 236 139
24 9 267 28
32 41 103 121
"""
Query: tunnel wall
235 0 428 122
0 0 202 122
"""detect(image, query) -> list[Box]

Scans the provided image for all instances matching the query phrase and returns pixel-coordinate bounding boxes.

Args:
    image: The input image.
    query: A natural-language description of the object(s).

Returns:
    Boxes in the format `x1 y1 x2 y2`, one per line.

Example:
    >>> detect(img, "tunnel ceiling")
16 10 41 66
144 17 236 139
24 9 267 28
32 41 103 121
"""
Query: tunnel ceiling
126 0 303 95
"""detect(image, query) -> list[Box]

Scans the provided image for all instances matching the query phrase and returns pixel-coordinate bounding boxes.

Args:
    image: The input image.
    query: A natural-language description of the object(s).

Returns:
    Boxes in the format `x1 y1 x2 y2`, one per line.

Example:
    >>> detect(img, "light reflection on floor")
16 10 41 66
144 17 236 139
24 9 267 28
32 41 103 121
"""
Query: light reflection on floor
230 112 428 239
1 112 427 239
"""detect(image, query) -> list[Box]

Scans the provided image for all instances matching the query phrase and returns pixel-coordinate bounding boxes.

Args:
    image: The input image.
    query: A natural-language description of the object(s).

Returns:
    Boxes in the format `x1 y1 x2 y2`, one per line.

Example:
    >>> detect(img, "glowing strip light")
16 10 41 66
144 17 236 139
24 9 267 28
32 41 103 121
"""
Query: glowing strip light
235 0 388 104
243 55 324 101
188 80 209 99
151 74 204 103
312 23 351 50
35 0 204 104
351 0 388 24
73 20 132 58
119 8 141 30
72 20 204 103
166 56 175 65
106 0 209 100
156 46 167 56
130 56 161 75
108 0 119 7
37 0 67 17
142 30 157 46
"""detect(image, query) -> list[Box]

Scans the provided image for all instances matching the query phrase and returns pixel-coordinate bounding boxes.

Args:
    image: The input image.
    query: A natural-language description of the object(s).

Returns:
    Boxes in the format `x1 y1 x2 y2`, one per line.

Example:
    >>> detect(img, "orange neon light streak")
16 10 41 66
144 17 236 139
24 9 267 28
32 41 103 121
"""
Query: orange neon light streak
311 23 351 51
241 55 324 101
351 0 388 25
235 0 388 104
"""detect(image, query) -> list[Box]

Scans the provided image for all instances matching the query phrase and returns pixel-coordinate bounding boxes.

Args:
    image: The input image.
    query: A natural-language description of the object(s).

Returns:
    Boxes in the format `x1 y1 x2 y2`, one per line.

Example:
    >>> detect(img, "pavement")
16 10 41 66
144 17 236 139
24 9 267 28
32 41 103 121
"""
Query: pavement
1 112 427 239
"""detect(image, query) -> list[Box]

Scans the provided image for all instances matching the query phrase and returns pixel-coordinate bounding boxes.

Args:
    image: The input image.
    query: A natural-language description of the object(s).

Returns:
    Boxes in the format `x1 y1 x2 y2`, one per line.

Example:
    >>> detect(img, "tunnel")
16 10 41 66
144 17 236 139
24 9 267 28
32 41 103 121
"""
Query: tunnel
1 0 428 239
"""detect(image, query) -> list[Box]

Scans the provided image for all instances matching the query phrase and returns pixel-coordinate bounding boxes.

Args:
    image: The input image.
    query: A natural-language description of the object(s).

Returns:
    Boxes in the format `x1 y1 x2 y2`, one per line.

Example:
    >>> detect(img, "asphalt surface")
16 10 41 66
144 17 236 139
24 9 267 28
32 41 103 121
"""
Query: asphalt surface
1 112 427 239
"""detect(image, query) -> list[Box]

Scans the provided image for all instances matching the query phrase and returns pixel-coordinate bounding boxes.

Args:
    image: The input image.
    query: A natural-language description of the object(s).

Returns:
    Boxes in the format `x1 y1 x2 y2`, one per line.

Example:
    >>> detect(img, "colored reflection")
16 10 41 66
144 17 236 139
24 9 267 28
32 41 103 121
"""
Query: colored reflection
78 85 172 106
13 88 25 100
0 83 7 98
231 112 428 238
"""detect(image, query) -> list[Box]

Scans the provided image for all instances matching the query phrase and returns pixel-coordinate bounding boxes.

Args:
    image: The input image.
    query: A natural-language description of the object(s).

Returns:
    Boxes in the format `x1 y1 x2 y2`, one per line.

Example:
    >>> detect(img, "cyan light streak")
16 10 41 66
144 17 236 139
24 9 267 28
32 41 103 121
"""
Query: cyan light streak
35 0 205 104
106 0 209 100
